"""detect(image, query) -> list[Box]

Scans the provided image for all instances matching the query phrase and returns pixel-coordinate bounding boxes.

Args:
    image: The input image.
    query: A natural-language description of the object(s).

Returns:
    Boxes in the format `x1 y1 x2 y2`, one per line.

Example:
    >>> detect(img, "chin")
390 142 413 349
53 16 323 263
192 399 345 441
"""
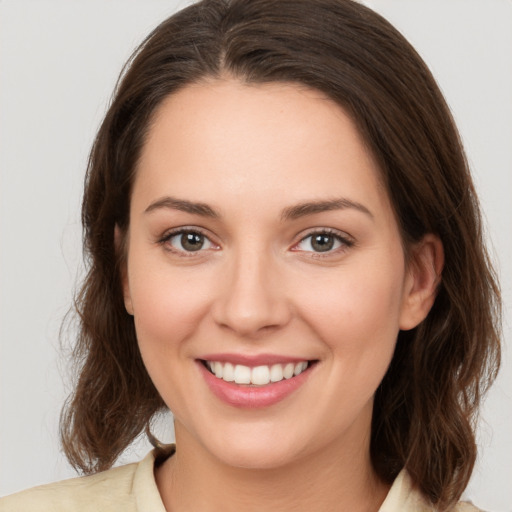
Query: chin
195 423 306 470
215 442 300 470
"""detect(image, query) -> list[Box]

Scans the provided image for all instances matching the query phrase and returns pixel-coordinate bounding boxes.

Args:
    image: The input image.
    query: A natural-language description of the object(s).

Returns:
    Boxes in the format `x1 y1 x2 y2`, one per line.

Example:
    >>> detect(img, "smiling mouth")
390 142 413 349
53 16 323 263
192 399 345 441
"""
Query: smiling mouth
201 360 315 386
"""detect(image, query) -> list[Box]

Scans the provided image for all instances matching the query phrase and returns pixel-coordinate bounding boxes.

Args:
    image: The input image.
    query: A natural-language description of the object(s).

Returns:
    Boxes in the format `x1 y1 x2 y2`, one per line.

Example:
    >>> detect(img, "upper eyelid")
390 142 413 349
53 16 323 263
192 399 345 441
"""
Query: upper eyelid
158 228 219 257
159 226 213 241
157 226 354 249
158 227 218 251
294 227 354 243
290 229 355 255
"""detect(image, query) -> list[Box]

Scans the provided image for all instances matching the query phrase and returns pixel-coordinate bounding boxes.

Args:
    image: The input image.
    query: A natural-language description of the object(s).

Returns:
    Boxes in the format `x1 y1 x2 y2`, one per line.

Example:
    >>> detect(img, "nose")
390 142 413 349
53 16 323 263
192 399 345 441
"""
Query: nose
211 249 292 337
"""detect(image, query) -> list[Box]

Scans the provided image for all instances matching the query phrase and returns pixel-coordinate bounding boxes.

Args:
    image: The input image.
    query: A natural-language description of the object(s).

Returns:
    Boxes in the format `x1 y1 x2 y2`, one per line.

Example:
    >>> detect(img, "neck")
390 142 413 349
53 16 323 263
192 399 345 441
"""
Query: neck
155 427 389 512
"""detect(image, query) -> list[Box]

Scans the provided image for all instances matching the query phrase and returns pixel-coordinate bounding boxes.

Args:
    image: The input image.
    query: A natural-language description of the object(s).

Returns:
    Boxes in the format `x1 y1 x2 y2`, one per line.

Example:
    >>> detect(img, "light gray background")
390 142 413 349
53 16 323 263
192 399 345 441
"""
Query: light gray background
1 1 511 510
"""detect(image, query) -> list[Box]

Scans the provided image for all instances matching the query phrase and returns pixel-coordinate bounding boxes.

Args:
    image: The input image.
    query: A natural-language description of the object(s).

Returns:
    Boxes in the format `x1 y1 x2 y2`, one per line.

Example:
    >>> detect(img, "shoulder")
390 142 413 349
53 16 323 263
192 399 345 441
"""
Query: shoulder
0 463 138 512
379 470 485 512
452 503 483 512
0 464 137 511
0 449 168 512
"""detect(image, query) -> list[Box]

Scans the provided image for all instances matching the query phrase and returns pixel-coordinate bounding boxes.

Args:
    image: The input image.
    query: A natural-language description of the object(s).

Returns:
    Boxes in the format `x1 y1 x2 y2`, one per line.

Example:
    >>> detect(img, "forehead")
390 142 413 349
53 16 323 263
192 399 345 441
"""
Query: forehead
133 79 391 222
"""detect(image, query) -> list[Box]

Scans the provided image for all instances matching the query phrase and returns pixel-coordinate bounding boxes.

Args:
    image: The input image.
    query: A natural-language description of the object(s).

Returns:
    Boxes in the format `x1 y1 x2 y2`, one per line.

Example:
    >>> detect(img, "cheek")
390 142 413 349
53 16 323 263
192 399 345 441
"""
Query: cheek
299 270 404 429
127 259 217 413
127 257 213 357
294 258 405 373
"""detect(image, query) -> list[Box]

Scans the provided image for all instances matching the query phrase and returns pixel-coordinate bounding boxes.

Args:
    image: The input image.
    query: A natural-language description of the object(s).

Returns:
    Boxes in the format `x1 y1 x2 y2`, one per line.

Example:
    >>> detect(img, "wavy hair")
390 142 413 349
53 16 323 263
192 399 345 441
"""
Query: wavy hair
60 1 501 509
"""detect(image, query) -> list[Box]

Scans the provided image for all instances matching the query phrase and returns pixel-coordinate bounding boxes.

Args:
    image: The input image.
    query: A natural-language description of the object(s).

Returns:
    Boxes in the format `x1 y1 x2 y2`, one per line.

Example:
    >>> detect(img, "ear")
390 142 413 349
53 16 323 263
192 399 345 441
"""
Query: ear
115 225 134 316
399 234 444 331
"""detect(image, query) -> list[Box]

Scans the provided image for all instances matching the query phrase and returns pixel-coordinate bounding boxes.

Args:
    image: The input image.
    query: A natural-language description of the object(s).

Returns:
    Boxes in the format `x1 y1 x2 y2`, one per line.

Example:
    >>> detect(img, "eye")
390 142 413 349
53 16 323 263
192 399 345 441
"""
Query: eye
294 230 353 254
162 229 216 253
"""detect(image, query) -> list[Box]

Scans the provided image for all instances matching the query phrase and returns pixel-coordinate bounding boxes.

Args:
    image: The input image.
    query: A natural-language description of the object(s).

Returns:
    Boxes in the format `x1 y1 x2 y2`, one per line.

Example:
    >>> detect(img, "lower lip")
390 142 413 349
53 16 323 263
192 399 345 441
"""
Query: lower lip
197 361 314 408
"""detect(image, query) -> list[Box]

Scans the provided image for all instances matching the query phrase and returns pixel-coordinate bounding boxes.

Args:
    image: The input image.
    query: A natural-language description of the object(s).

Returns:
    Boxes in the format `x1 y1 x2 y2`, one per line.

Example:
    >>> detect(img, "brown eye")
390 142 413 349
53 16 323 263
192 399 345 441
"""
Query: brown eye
310 234 335 252
180 232 205 251
295 230 352 254
166 230 214 253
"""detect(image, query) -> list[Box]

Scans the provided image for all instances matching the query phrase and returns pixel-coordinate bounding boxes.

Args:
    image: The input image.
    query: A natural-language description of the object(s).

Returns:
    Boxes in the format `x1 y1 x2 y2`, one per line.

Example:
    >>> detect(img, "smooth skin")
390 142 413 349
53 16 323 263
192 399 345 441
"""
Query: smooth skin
120 78 443 512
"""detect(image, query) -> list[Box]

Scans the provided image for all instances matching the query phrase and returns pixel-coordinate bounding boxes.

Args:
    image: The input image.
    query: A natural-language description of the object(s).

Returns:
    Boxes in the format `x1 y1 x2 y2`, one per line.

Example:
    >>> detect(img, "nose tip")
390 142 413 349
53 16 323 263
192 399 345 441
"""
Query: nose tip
211 258 291 337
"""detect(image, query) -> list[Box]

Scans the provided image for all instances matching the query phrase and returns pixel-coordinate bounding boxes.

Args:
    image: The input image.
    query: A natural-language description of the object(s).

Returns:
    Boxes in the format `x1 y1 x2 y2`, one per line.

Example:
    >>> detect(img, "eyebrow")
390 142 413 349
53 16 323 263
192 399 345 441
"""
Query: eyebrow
144 196 219 218
280 198 373 221
144 195 373 220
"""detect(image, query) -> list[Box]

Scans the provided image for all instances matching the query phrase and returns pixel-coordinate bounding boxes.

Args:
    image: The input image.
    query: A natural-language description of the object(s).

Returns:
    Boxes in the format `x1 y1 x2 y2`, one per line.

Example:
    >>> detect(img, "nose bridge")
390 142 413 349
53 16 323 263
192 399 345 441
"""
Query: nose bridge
212 242 290 336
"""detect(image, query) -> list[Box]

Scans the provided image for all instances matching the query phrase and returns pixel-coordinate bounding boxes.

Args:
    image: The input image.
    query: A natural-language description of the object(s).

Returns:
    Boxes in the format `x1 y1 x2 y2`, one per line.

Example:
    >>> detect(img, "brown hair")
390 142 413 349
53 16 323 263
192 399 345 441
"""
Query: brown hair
60 0 501 509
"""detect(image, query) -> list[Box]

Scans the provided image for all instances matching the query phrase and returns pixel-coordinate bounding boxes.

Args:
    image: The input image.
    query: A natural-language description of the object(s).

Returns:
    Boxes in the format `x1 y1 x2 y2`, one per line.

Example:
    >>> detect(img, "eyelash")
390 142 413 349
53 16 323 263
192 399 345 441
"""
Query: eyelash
292 228 354 258
158 227 217 257
158 227 354 257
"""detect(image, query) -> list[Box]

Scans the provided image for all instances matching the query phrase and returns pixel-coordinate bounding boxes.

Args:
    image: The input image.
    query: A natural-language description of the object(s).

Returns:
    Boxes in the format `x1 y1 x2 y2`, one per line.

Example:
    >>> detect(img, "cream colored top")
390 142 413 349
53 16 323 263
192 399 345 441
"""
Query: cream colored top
0 449 480 511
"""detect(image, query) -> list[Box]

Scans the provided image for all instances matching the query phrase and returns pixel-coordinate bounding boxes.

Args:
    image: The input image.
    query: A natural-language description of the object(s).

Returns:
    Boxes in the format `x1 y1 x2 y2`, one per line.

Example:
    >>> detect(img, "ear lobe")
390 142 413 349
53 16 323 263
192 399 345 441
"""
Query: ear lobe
399 234 444 331
115 225 134 316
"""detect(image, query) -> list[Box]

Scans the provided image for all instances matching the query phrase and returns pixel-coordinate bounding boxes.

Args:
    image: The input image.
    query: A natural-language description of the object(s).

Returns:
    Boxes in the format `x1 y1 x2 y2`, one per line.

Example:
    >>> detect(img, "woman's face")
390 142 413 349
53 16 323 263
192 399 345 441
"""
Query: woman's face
122 79 430 469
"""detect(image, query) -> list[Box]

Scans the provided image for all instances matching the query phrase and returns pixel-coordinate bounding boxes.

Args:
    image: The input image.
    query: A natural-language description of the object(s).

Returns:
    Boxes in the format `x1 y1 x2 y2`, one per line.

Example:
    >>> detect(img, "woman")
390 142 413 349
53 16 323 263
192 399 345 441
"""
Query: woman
0 0 501 510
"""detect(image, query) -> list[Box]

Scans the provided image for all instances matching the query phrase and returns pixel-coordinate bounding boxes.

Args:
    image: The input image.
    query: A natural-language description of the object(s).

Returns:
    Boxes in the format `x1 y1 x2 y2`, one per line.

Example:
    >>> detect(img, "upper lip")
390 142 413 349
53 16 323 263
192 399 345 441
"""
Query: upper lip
198 353 314 366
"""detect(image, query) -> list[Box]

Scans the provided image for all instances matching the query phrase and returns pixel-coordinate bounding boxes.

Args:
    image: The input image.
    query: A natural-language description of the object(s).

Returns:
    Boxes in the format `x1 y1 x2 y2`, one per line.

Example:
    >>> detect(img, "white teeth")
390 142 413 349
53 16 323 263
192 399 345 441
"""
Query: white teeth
206 360 310 386
222 362 235 382
234 364 251 384
283 363 295 379
269 364 283 382
214 361 223 379
251 366 270 386
294 361 308 376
